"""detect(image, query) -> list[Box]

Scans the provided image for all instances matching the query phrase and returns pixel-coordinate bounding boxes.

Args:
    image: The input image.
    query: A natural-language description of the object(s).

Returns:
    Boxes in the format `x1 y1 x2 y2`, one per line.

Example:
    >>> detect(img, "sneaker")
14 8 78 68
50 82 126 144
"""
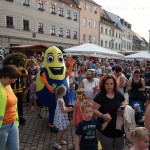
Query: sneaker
54 143 62 150
60 140 67 145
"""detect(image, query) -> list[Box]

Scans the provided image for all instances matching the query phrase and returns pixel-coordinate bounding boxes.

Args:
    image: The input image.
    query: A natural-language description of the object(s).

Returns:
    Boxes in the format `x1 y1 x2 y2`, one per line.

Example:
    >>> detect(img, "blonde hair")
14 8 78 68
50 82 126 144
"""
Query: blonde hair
130 127 150 143
55 86 66 100
80 100 93 112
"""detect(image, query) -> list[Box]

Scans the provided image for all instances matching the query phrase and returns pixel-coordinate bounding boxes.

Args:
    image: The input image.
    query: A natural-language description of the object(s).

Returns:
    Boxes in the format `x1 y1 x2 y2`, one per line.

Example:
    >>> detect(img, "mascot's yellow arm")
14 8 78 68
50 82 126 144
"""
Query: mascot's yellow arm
41 72 54 93
66 58 74 77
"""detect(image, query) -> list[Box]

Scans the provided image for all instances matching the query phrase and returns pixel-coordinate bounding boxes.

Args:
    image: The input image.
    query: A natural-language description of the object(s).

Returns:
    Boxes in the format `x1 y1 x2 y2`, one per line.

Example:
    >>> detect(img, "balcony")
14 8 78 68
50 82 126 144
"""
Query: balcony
7 24 14 28
74 35 77 39
67 35 71 38
74 18 78 21
23 3 30 7
67 17 72 20
51 33 56 36
38 8 45 11
24 27 30 31
38 29 44 34
51 11 57 15
59 34 63 37
59 14 64 17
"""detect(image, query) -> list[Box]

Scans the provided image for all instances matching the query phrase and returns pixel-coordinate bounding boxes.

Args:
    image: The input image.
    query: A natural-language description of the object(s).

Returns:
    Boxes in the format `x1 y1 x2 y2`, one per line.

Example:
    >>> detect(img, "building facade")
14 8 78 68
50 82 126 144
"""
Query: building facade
106 11 133 52
0 0 80 49
100 9 122 51
75 0 101 45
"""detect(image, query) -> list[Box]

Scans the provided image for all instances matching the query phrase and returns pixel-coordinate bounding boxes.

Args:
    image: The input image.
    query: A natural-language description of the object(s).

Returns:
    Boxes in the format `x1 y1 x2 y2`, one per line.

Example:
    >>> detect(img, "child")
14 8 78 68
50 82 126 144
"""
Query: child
134 103 144 126
73 88 85 128
130 127 150 150
53 86 73 150
28 75 37 111
68 83 77 120
75 100 109 150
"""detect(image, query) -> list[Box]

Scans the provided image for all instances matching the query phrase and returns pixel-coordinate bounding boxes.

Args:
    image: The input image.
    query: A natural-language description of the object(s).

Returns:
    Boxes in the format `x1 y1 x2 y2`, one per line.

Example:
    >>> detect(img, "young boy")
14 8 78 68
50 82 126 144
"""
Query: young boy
75 100 109 150
67 83 77 119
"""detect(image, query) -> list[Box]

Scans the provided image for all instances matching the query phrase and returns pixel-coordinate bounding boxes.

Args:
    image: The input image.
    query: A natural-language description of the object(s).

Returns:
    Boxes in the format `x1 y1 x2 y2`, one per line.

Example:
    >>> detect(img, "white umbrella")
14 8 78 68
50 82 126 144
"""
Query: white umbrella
64 43 124 59
125 51 150 60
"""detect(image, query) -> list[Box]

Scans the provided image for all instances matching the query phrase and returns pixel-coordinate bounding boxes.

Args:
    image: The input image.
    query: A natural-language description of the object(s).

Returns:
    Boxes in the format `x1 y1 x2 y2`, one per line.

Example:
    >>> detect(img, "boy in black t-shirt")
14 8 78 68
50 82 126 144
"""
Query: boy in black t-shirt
75 100 109 150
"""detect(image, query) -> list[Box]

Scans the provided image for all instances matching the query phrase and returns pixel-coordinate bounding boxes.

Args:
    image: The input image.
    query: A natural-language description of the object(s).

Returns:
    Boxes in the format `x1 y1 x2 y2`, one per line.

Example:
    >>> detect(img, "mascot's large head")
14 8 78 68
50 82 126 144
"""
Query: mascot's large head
43 46 66 80
3 53 28 78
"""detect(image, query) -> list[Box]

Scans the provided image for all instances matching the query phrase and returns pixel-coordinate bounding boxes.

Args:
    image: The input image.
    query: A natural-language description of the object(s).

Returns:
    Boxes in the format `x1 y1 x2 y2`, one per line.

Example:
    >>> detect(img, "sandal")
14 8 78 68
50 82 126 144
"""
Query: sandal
54 143 62 150
60 140 67 145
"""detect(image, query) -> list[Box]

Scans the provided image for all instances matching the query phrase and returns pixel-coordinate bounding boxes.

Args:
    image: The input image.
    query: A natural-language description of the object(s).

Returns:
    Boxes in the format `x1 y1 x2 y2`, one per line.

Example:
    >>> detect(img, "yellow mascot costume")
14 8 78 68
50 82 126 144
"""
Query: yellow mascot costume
36 46 73 133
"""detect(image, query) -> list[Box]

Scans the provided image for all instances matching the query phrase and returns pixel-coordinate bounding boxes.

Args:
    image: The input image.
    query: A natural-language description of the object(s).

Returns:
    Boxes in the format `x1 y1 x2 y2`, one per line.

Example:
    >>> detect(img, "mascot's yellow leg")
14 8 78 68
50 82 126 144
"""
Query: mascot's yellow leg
98 140 102 150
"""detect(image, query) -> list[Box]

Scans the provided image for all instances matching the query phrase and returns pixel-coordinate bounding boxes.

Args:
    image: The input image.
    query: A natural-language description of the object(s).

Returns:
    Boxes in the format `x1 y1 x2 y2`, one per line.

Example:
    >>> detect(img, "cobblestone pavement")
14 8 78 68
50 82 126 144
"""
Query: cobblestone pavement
19 104 132 150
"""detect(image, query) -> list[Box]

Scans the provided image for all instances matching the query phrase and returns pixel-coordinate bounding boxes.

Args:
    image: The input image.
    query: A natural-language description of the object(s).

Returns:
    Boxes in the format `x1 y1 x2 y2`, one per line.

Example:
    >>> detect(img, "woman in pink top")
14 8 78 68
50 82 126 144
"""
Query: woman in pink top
73 88 85 127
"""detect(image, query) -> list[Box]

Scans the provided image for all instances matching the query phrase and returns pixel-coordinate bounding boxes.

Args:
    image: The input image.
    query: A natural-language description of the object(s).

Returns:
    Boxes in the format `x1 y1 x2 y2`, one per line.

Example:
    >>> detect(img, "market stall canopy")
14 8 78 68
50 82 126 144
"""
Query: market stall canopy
64 43 124 59
125 51 150 60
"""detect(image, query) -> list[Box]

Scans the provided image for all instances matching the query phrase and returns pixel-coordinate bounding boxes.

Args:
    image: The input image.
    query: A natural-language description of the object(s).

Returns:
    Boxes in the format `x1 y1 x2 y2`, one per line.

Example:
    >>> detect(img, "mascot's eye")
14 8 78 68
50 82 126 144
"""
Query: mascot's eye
58 56 63 63
47 55 54 63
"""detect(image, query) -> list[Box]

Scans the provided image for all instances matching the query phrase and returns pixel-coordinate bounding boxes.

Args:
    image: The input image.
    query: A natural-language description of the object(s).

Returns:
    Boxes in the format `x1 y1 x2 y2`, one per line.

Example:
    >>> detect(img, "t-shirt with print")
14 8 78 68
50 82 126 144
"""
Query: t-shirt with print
75 117 102 149
94 92 125 138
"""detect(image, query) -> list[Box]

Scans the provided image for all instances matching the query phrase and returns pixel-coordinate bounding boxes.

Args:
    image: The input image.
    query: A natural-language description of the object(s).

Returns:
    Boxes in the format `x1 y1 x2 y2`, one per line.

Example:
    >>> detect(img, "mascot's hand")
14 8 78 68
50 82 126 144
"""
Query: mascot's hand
41 72 54 93
66 58 74 76
67 58 74 66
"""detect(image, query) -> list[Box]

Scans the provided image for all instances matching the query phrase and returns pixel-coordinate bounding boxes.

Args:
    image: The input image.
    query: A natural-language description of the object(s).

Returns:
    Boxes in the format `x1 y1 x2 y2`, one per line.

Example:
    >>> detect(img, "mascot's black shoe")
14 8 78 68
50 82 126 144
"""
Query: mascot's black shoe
49 125 59 133
19 117 26 125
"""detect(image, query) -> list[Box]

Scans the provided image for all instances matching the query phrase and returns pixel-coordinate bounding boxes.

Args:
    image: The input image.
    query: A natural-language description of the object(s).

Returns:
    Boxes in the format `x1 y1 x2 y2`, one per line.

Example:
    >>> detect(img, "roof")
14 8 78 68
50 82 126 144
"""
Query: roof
105 10 123 30
86 0 101 6
10 44 48 51
133 32 144 41
58 0 79 8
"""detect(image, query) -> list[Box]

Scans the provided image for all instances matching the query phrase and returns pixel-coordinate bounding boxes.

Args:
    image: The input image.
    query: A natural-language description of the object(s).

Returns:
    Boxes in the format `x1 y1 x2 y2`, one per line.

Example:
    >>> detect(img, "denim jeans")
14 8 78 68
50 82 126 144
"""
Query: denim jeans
0 122 19 150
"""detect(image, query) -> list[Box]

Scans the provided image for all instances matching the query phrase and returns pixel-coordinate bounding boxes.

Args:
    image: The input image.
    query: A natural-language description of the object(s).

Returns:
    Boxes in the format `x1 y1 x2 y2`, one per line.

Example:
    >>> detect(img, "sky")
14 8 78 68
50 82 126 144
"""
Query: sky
94 0 150 42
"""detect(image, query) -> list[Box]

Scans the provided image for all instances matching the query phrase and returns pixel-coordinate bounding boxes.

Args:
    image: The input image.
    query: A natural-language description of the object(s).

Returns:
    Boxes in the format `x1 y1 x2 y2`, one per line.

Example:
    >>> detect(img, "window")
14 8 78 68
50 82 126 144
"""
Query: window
109 41 111 48
116 32 118 38
112 30 114 36
94 21 97 29
74 13 77 21
89 35 92 43
6 16 14 28
101 40 103 47
66 10 71 19
93 36 97 44
38 23 44 33
51 5 56 14
119 33 121 38
5 0 13 2
23 20 29 31
105 28 107 34
83 18 86 27
109 29 111 35
89 19 92 28
115 43 117 49
66 29 71 38
112 42 114 49
101 27 103 33
94 7 97 14
23 0 30 6
105 41 107 48
59 7 64 16
83 34 86 43
38 1 44 11
51 26 55 35
58 28 63 37
119 44 121 50
90 6 92 13
84 4 86 11
73 31 77 39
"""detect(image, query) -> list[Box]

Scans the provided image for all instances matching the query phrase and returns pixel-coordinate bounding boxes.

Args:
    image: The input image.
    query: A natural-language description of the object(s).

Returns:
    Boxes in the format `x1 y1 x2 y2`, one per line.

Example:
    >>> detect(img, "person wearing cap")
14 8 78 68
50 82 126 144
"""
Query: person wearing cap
128 70 146 110
78 69 99 100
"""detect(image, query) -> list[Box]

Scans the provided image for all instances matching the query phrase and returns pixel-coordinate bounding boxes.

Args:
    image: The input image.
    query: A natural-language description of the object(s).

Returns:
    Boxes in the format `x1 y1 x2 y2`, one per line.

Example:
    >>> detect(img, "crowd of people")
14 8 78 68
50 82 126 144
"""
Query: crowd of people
0 52 150 150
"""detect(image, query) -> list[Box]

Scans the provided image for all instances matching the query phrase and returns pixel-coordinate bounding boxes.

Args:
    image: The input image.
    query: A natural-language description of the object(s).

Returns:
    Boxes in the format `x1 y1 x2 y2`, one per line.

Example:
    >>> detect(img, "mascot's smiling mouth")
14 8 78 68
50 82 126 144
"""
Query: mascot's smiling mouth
49 67 64 75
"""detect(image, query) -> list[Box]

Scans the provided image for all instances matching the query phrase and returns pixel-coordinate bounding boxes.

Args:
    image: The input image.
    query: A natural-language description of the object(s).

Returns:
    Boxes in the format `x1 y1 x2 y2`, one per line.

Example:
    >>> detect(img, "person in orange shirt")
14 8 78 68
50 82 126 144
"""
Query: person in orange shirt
0 65 20 150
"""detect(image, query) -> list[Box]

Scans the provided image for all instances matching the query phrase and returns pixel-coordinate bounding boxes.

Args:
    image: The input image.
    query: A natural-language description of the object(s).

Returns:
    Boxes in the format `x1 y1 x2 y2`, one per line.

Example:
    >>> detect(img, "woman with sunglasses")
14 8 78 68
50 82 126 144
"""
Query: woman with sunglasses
0 65 20 150
93 75 125 150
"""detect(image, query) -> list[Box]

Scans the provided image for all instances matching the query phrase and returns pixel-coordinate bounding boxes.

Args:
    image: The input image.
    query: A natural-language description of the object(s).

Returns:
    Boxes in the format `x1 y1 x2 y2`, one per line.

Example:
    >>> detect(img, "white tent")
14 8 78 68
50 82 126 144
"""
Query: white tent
64 43 124 59
125 51 150 60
